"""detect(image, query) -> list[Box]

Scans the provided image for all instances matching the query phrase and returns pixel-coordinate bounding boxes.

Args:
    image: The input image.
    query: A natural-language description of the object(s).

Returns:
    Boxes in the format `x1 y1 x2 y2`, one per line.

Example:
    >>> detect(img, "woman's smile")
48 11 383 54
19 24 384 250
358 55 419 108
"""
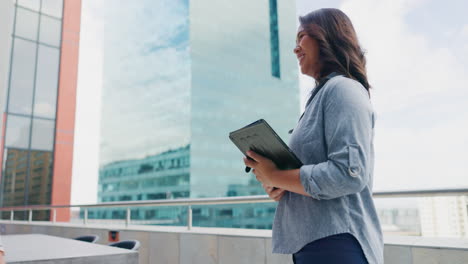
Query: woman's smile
298 53 306 64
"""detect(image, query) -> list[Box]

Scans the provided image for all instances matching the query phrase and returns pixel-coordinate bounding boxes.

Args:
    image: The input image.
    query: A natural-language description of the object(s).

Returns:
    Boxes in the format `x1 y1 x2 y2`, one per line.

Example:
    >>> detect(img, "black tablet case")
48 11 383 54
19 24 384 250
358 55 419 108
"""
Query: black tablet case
229 119 303 170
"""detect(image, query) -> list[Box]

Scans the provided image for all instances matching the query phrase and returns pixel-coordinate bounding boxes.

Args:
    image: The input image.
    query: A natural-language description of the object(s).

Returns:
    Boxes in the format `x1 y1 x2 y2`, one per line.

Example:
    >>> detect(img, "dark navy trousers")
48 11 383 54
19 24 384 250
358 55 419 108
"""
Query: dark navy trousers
292 233 368 264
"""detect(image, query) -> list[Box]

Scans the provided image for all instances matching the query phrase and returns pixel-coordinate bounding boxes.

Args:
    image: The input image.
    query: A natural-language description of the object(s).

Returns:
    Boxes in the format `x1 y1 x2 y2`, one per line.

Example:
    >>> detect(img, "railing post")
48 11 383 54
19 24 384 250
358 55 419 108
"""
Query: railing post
28 209 33 222
126 208 131 227
84 208 88 225
52 209 57 223
187 205 192 230
10 210 14 221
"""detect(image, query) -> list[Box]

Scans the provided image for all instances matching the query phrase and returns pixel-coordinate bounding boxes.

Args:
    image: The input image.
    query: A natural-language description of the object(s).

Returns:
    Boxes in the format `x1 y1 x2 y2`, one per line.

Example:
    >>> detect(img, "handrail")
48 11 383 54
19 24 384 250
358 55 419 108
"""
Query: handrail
0 195 274 211
2 188 467 230
1 188 467 211
373 188 468 198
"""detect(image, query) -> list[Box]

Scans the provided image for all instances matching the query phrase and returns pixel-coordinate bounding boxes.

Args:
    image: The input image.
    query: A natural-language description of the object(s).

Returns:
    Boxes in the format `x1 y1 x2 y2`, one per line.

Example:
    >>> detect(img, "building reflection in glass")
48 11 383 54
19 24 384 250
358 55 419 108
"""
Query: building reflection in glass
2 149 53 220
0 0 69 221
94 0 299 229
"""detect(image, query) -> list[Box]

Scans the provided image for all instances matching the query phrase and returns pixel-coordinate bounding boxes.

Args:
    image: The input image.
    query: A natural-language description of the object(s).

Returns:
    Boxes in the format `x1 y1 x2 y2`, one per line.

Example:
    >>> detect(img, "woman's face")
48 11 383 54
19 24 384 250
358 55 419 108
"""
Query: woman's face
294 25 321 79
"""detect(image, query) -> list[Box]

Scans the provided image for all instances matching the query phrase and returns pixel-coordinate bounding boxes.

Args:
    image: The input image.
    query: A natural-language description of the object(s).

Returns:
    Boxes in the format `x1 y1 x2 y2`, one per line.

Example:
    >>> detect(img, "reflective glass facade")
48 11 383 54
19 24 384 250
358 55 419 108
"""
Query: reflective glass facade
95 0 191 223
0 0 80 222
0 1 63 219
99 0 191 168
189 0 299 198
97 0 299 229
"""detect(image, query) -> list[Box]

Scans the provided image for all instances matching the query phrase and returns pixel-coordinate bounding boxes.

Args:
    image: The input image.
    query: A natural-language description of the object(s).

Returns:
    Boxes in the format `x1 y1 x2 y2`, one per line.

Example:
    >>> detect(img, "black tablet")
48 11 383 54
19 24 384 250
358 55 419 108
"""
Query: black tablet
229 119 303 170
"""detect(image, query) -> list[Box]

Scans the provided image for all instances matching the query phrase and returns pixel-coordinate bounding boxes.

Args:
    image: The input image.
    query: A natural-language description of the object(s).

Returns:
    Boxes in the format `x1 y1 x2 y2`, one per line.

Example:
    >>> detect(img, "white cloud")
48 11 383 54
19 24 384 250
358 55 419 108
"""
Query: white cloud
338 0 468 190
71 0 104 204
460 24 468 55
341 0 468 113
461 24 468 38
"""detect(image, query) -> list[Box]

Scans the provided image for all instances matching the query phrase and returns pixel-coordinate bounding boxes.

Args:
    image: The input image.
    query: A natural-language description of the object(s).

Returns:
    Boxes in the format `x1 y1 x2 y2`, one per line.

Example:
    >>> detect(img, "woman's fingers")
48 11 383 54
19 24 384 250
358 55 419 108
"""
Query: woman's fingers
243 157 256 167
267 188 285 201
262 184 271 192
272 191 285 201
274 192 285 201
264 185 280 194
262 184 285 201
272 188 285 197
246 150 264 162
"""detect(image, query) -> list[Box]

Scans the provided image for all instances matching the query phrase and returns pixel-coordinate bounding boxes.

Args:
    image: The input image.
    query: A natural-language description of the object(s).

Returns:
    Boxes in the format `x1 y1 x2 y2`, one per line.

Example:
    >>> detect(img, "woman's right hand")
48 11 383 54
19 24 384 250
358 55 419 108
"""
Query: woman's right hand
263 184 286 201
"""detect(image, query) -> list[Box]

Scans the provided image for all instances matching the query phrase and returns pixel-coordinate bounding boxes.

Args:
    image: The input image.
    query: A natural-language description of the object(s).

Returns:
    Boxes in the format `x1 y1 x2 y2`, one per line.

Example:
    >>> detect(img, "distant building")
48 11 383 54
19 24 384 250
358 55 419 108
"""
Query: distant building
418 196 468 238
377 208 421 236
0 0 81 221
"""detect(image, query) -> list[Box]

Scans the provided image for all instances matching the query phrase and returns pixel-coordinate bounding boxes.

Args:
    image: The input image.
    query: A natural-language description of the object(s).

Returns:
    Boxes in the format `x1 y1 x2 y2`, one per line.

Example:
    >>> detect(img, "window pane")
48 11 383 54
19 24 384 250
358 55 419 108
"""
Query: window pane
5 115 31 149
1 149 29 209
41 0 63 18
15 7 39 41
9 38 36 115
34 45 59 118
39 15 61 46
17 0 40 12
31 119 55 151
27 150 53 211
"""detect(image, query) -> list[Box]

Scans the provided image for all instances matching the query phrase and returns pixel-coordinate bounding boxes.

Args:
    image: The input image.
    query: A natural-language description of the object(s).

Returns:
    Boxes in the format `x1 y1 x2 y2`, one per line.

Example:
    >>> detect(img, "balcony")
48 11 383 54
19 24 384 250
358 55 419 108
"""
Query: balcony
1 189 468 264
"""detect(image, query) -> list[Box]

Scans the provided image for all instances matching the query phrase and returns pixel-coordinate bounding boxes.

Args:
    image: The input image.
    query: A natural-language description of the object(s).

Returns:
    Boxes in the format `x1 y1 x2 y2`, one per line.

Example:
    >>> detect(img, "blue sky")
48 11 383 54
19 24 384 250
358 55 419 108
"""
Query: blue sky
72 0 468 204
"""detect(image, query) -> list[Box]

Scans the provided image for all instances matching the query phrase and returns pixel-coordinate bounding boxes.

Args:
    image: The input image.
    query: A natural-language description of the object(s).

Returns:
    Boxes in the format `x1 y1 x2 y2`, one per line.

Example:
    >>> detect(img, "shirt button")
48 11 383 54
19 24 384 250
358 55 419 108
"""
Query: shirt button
348 167 360 177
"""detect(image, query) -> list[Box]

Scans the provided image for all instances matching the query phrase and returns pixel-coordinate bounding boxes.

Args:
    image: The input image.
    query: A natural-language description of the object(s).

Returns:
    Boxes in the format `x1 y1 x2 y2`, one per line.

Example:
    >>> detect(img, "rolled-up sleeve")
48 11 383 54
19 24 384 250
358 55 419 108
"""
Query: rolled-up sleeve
300 79 374 200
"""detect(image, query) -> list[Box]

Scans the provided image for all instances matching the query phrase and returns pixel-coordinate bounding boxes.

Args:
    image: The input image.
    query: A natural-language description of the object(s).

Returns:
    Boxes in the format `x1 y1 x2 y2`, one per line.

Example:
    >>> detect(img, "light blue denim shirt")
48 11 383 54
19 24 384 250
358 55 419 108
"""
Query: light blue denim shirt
272 75 383 264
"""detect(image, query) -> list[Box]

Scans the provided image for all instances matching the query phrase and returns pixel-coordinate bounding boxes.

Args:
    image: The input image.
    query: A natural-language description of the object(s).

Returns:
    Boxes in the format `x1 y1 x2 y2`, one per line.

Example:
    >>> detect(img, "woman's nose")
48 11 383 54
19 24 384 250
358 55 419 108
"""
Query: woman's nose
293 45 300 54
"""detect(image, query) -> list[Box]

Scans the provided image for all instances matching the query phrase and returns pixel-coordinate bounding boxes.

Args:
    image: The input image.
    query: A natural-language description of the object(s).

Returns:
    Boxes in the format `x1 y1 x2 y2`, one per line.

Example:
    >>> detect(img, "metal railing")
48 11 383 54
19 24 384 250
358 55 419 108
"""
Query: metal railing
1 188 467 230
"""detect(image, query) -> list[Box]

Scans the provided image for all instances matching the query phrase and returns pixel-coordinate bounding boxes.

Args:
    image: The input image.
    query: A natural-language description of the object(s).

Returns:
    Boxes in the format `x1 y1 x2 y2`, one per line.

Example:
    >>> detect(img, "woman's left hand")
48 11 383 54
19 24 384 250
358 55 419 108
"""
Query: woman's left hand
243 150 279 187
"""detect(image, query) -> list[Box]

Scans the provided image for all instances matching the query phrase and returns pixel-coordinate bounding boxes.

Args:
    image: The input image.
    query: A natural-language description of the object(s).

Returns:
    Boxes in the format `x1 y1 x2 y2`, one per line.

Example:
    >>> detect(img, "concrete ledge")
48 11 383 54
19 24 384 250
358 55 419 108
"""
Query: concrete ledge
384 235 468 264
1 221 468 264
384 235 468 250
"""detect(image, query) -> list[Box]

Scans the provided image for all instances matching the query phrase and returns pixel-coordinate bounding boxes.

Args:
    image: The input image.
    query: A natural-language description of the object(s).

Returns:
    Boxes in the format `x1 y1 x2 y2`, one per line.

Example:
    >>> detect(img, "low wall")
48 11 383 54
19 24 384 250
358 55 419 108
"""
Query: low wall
1 221 467 264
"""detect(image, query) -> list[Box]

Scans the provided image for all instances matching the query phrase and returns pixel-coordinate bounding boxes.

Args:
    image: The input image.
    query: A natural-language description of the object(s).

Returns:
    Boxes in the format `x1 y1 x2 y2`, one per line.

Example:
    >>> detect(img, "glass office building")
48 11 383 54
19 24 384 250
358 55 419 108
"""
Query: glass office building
0 0 81 221
97 0 299 228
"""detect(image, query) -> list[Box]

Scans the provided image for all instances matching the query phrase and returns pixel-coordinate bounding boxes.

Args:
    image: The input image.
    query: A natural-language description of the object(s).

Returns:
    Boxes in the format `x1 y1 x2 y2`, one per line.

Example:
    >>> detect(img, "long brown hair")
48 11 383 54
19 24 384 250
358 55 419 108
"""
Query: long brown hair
299 8 370 91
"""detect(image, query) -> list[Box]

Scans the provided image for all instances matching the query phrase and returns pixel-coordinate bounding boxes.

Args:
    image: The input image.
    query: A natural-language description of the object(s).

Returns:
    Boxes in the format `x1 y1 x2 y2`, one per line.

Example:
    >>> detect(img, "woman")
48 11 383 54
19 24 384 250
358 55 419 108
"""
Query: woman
243 8 383 264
